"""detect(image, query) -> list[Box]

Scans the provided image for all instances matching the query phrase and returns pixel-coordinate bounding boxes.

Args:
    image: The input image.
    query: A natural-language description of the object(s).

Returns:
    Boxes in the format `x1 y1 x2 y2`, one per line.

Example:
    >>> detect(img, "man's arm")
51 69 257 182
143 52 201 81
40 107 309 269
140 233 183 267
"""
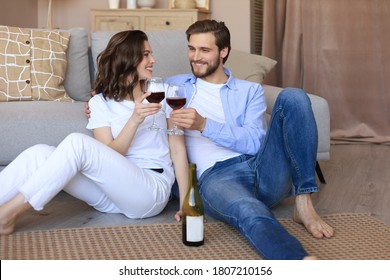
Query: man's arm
207 82 267 155
170 83 267 155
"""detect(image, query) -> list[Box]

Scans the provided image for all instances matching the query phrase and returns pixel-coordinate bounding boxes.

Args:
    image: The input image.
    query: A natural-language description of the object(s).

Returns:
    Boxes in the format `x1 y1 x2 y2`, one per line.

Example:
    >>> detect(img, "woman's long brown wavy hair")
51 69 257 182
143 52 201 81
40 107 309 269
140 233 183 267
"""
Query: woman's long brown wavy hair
93 30 148 101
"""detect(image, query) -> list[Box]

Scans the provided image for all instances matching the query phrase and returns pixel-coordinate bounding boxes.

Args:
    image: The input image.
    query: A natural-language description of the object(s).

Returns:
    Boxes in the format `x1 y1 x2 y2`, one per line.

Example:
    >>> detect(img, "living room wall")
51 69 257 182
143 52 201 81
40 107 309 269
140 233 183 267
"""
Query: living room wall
0 0 252 52
0 0 252 51
35 0 252 52
0 0 37 28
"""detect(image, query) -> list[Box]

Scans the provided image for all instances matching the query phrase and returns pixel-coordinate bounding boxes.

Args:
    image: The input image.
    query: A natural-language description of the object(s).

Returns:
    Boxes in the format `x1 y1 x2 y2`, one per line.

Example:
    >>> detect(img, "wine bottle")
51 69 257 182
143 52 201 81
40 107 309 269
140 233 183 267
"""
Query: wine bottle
182 163 204 246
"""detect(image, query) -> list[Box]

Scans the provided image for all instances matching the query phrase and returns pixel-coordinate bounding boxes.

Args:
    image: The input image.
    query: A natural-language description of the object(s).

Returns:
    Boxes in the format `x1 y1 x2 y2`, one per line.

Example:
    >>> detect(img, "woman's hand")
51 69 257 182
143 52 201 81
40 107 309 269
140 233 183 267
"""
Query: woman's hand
131 92 161 125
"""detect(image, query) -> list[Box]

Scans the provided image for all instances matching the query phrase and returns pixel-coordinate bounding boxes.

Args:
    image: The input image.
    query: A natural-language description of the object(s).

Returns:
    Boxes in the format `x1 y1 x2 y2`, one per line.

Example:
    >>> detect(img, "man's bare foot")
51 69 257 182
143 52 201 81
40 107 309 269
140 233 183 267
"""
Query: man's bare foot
293 193 334 238
0 193 31 235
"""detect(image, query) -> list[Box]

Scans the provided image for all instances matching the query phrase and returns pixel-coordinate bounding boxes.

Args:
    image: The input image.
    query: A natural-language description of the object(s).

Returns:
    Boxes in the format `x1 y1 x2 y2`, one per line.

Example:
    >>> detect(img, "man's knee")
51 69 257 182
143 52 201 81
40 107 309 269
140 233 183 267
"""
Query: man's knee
277 88 311 113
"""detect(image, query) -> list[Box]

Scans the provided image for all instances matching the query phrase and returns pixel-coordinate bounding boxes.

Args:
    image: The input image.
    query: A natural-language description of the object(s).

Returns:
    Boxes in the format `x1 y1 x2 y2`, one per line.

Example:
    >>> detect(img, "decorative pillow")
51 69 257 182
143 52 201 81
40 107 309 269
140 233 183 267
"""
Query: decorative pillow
62 28 92 102
0 25 72 102
225 49 277 84
90 30 117 81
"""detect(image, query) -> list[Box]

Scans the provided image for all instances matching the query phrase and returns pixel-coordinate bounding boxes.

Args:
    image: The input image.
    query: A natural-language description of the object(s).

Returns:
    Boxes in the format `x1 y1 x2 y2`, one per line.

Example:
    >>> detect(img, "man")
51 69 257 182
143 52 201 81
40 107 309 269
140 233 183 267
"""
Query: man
165 19 334 260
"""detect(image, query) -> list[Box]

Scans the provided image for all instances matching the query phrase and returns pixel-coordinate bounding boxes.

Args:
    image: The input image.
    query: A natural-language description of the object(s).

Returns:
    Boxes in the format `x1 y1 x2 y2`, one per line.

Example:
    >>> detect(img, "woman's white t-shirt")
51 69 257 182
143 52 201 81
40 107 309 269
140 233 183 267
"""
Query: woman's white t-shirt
86 94 172 172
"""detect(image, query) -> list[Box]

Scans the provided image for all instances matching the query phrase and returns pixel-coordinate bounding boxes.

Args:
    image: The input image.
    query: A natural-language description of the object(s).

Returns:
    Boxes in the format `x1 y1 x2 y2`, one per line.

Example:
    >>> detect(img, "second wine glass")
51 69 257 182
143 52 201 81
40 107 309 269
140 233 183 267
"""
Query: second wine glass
166 83 187 135
144 77 165 131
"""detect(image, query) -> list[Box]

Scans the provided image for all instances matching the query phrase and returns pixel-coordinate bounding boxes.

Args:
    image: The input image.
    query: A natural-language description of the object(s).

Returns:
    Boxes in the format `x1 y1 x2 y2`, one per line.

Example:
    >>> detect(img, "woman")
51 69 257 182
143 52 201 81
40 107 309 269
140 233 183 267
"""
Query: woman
0 30 188 235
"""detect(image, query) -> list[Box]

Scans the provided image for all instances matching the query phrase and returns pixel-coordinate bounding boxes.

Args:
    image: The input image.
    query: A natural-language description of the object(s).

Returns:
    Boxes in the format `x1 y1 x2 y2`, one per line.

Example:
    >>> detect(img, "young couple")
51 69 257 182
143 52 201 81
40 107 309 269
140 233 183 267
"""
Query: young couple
0 20 333 259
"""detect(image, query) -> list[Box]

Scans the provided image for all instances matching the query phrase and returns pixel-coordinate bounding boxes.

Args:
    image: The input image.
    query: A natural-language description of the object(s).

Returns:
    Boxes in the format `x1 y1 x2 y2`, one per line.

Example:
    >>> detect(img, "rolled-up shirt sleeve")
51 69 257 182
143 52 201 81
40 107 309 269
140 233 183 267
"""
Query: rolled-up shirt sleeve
201 82 267 155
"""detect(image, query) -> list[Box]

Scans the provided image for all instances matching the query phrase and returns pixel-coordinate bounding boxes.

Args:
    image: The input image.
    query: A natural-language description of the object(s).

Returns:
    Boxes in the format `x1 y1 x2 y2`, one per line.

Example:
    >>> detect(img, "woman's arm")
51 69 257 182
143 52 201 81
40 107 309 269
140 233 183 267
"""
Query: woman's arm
93 92 161 155
92 120 139 156
167 119 189 222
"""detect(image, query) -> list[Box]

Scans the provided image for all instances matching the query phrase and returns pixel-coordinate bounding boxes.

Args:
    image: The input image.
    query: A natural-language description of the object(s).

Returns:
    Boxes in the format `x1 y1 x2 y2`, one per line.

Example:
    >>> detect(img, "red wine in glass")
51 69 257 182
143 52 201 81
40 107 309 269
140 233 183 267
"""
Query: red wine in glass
166 83 186 135
144 77 165 131
166 97 186 110
146 91 165 104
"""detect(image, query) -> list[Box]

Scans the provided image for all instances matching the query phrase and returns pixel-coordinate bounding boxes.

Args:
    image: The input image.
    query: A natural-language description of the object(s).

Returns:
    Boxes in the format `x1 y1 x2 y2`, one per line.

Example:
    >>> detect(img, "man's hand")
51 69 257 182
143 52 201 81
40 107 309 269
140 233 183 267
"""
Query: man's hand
84 90 97 118
84 102 92 118
175 210 182 222
169 108 206 132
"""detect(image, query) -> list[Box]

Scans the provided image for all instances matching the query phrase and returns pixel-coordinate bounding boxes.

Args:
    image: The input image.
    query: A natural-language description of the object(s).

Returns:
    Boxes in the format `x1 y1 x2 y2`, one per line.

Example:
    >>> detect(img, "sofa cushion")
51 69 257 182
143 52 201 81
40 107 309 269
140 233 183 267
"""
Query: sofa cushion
225 49 277 84
0 25 71 101
62 28 91 102
146 30 191 78
0 101 92 166
90 30 116 80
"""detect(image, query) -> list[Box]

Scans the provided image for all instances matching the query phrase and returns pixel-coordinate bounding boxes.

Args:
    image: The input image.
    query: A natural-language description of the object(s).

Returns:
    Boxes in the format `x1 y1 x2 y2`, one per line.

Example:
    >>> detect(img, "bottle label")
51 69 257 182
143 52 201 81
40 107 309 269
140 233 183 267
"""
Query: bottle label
186 215 204 242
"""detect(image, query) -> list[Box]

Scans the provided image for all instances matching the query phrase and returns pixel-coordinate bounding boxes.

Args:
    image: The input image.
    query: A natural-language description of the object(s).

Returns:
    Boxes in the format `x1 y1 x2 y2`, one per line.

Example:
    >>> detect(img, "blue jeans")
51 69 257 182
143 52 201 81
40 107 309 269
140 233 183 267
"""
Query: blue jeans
198 88 318 259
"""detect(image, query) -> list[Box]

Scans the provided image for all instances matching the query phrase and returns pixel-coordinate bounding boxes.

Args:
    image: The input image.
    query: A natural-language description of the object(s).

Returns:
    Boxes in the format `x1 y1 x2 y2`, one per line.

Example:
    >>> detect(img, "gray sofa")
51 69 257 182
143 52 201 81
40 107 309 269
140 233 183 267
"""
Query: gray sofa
0 28 330 177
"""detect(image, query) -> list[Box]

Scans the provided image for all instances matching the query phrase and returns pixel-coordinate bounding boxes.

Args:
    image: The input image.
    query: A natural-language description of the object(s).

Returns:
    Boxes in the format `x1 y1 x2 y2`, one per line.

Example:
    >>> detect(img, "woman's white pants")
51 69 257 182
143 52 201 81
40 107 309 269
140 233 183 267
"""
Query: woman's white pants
0 133 174 219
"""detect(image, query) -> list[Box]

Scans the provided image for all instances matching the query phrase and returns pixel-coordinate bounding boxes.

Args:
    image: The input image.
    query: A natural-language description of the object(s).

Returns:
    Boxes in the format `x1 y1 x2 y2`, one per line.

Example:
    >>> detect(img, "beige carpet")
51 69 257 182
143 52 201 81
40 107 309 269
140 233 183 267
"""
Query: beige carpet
1 213 389 260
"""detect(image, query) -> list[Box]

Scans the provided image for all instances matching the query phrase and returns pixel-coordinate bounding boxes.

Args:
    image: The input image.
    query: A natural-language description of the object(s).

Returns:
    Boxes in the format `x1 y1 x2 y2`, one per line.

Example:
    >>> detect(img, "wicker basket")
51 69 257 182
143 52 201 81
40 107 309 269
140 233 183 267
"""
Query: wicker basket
174 0 196 9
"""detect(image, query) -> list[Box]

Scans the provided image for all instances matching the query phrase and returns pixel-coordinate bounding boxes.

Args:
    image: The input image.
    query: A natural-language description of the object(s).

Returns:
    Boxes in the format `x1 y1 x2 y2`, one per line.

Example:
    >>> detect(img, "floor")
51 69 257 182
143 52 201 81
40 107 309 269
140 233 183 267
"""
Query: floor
12 143 390 233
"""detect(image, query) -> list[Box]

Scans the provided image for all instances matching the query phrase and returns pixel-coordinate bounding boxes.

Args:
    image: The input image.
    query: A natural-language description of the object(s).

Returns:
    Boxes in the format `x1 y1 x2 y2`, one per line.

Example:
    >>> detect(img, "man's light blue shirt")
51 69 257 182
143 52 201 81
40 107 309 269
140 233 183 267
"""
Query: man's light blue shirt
165 68 267 155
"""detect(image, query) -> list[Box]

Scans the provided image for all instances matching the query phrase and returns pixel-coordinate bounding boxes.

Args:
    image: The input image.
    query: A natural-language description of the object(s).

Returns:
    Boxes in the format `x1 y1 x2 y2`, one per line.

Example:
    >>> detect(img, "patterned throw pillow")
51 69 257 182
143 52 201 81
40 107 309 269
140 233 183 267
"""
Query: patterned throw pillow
0 25 72 102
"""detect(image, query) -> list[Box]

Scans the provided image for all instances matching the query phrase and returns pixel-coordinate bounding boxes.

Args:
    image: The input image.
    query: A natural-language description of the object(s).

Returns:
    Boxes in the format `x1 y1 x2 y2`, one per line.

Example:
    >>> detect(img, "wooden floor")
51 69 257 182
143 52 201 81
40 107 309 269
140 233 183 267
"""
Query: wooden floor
14 143 390 233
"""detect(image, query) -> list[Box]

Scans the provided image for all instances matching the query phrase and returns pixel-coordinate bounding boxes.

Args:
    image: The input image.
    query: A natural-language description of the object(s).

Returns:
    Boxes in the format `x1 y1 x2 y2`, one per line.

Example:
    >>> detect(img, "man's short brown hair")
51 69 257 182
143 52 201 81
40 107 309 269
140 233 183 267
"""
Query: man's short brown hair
186 20 231 64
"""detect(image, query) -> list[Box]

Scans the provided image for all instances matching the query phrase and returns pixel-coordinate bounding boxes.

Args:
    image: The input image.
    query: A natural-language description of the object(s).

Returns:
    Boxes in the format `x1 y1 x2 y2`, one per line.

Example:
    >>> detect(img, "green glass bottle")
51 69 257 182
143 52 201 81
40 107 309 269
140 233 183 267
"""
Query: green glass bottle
182 163 204 246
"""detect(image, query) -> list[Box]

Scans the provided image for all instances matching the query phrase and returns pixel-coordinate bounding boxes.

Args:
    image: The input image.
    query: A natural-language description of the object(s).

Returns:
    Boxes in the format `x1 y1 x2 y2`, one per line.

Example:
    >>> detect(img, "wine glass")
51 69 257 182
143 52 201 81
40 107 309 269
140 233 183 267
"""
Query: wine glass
166 83 187 135
144 77 165 131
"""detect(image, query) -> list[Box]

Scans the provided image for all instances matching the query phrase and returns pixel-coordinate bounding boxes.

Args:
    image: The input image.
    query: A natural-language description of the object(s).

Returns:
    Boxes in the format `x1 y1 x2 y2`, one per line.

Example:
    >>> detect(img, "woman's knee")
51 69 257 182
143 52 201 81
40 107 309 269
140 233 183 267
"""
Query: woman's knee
63 132 90 144
60 133 93 151
24 144 55 161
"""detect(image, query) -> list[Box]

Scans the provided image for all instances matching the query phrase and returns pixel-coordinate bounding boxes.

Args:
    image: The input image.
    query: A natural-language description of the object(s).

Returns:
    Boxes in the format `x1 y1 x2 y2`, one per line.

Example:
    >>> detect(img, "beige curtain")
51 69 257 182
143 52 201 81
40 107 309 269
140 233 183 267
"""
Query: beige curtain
262 0 390 144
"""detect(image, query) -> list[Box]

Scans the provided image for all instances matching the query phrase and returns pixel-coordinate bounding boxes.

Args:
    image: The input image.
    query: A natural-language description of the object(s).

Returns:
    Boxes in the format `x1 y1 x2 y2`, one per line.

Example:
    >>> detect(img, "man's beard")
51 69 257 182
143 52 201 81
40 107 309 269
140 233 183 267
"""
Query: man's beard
190 58 219 78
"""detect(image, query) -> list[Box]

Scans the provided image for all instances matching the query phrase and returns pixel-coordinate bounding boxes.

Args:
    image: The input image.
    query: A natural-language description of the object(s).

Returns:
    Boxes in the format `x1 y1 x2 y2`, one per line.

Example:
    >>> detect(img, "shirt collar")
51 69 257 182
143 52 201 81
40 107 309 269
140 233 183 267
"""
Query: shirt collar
188 67 236 90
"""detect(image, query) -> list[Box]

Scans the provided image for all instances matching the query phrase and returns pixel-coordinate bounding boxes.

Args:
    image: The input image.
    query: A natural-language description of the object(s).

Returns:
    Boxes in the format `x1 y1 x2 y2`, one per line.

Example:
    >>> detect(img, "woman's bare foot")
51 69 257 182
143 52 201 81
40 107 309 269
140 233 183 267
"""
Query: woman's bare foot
0 215 17 235
303 256 320 260
0 193 31 235
293 193 334 238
